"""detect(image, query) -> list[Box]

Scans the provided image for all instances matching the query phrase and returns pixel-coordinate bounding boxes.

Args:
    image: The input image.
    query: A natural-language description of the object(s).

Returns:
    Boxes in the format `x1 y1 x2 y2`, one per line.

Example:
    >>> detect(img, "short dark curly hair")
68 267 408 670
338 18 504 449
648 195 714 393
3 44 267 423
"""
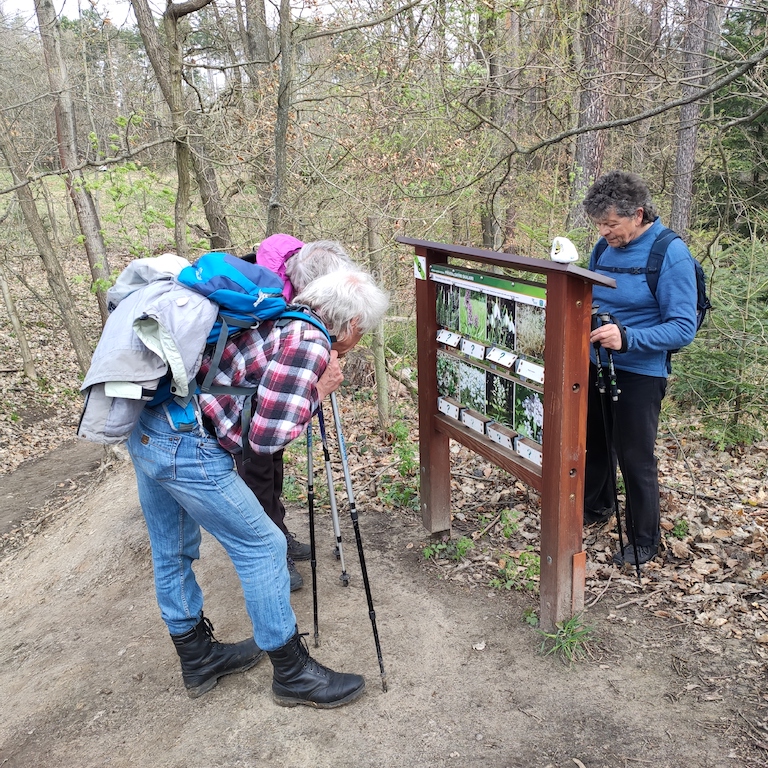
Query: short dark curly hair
583 170 658 224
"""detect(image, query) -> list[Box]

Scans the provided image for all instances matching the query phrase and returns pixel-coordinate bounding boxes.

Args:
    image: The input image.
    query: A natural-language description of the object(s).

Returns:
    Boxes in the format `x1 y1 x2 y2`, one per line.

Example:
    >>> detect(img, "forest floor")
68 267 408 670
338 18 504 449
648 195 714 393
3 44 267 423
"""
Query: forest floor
1 370 768 768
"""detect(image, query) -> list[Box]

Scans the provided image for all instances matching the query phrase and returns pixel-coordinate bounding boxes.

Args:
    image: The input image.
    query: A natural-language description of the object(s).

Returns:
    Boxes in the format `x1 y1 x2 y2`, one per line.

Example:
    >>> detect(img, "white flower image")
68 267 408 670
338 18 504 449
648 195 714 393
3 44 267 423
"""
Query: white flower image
458 362 486 413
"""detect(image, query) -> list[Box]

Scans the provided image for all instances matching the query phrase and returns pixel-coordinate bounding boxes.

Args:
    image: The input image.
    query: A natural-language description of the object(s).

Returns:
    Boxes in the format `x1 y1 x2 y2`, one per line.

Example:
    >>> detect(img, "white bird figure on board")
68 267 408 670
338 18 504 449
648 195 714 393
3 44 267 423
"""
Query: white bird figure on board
550 236 579 263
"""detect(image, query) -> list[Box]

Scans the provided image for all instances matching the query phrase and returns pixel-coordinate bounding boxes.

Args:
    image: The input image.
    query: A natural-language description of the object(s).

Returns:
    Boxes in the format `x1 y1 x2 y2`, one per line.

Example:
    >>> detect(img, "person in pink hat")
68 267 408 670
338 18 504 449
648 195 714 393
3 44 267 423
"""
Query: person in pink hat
242 236 355 590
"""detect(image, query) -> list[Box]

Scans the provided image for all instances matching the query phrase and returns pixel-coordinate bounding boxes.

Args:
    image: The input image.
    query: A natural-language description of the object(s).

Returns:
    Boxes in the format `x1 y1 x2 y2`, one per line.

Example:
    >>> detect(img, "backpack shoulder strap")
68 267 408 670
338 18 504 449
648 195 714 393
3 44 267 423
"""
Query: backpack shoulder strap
646 227 680 297
592 237 609 267
276 305 333 344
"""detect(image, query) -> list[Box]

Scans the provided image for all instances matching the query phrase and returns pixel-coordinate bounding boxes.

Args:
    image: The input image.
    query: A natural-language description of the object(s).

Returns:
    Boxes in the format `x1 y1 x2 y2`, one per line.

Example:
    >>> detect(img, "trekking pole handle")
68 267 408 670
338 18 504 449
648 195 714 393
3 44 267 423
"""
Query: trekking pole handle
596 312 621 402
591 304 607 394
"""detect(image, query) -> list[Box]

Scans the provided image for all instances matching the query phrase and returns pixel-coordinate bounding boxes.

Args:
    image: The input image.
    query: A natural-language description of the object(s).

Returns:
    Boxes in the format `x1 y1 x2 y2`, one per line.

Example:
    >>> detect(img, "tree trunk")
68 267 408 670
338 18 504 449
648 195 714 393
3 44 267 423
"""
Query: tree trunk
0 112 92 373
188 125 233 250
131 0 232 256
477 0 503 249
367 215 389 429
670 0 707 235
631 0 662 172
0 264 37 380
267 0 293 237
34 0 111 325
568 0 617 230
241 0 270 77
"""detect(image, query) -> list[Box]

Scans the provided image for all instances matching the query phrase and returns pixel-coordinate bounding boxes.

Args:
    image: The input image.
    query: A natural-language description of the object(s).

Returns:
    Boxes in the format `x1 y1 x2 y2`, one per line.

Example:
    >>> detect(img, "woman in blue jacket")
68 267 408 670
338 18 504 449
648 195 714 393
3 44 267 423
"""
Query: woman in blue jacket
583 171 697 566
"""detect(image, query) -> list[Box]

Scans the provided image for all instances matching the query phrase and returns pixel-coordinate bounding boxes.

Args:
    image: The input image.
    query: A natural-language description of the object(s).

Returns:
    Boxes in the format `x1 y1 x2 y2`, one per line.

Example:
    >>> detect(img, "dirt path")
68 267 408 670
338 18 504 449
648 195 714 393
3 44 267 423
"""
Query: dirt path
0 459 766 768
0 439 104 535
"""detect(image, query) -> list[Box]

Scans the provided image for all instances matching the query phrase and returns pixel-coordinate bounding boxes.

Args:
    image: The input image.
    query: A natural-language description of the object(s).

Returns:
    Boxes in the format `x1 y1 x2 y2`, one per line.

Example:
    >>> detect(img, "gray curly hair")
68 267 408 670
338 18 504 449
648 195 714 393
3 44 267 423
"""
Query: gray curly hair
583 170 658 224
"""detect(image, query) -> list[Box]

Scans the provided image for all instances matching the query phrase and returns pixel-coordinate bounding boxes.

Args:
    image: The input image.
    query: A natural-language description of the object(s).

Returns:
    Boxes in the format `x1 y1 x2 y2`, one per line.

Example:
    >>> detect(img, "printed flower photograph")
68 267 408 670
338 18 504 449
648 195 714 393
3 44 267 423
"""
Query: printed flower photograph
436 351 460 399
436 283 460 331
458 287 488 343
486 373 515 428
458 360 487 413
514 383 544 443
486 295 516 350
515 302 545 361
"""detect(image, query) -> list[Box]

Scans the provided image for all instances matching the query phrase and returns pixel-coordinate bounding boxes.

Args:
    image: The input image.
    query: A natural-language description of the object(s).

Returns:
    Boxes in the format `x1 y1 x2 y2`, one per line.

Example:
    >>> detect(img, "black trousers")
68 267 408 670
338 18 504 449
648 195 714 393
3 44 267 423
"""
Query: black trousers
235 450 288 537
584 363 667 547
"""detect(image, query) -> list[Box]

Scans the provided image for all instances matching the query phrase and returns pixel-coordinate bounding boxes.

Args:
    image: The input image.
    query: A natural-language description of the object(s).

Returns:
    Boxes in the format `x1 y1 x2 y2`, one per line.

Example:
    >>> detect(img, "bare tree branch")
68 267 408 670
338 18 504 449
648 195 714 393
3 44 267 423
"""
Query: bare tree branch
397 43 768 203
166 0 214 20
520 44 768 156
0 136 175 196
300 0 425 42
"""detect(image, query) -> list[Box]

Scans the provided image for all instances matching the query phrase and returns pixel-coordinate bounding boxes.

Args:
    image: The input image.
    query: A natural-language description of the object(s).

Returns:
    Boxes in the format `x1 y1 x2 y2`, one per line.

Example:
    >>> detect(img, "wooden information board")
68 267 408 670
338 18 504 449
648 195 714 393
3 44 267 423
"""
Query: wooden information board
398 236 615 630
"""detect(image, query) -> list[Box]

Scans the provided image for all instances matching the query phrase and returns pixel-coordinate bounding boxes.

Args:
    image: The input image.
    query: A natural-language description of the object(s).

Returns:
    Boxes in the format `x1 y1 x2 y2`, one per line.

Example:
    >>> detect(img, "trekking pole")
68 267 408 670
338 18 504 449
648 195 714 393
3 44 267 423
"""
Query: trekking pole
329 391 388 693
316 408 350 587
591 305 625 558
597 311 641 581
306 422 320 647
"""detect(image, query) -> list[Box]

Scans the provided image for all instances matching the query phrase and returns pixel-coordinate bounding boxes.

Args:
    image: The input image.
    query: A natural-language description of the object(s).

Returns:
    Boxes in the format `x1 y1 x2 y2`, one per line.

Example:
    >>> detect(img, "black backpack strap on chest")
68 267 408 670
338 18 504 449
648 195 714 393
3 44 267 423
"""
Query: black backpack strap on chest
593 227 680 299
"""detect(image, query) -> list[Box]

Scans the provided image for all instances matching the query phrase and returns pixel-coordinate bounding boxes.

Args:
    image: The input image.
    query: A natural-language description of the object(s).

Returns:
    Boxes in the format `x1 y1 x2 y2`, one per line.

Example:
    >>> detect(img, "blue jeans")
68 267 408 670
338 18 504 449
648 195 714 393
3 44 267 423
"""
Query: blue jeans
126 406 296 650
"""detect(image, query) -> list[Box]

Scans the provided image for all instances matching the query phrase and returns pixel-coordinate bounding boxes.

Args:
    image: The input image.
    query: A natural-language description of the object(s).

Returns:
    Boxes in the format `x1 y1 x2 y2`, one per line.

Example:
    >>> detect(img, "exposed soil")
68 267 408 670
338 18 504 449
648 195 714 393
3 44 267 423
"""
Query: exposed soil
1 435 767 768
0 438 104 536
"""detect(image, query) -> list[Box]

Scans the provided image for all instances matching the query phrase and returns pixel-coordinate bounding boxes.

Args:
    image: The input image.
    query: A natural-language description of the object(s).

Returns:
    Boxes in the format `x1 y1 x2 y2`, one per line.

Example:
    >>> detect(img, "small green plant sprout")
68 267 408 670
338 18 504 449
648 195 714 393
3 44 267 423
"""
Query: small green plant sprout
489 546 540 592
388 419 417 478
281 474 304 504
379 478 419 510
499 508 520 538
422 540 448 559
671 518 689 539
422 535 474 562
446 536 474 562
522 607 539 627
539 614 594 664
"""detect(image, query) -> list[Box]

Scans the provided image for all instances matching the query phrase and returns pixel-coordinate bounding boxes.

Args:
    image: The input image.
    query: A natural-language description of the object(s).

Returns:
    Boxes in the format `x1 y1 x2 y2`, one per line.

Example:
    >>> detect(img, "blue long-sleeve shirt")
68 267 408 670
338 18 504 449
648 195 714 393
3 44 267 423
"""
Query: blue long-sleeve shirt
589 218 697 378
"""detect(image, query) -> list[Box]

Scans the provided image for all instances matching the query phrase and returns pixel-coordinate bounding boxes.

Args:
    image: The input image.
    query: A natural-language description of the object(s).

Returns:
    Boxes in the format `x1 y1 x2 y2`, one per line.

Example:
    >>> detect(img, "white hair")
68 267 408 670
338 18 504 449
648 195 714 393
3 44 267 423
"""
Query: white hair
285 240 354 293
293 269 389 338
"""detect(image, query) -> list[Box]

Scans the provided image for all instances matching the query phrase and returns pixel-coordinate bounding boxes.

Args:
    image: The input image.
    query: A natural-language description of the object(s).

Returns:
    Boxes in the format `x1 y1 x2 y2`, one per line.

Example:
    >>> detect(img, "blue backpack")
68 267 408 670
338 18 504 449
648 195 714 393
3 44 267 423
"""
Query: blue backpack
156 252 331 442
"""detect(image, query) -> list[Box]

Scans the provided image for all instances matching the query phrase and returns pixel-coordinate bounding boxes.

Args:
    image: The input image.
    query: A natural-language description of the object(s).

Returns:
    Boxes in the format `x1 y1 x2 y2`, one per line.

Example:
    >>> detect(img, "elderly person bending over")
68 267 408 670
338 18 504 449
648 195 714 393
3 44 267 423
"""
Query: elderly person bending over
126 269 388 708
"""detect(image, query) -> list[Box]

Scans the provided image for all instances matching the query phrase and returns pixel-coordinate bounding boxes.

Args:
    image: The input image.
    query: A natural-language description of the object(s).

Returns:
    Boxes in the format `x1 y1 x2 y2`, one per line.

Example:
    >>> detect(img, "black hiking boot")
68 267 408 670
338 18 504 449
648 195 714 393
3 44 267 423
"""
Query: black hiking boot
288 557 304 592
171 615 265 698
268 630 365 709
286 531 311 561
612 542 658 566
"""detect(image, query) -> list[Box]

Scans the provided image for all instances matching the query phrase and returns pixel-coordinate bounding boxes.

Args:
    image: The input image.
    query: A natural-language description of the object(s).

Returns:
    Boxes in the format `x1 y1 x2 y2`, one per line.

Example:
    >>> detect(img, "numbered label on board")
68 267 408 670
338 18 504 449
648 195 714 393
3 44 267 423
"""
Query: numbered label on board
515 436 543 467
461 408 489 435
436 329 462 347
486 347 517 369
460 338 486 361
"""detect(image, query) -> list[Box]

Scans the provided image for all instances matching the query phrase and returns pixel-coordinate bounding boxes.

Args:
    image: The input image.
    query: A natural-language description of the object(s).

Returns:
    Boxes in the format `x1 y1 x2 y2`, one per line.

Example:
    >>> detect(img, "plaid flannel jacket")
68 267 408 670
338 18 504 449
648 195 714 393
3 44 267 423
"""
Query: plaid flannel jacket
198 319 330 455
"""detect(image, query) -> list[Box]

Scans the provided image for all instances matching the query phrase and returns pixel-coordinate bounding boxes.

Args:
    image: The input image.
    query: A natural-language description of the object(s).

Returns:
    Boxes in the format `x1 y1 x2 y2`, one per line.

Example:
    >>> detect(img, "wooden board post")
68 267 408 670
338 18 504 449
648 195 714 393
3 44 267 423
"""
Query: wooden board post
539 272 592 630
414 245 452 533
